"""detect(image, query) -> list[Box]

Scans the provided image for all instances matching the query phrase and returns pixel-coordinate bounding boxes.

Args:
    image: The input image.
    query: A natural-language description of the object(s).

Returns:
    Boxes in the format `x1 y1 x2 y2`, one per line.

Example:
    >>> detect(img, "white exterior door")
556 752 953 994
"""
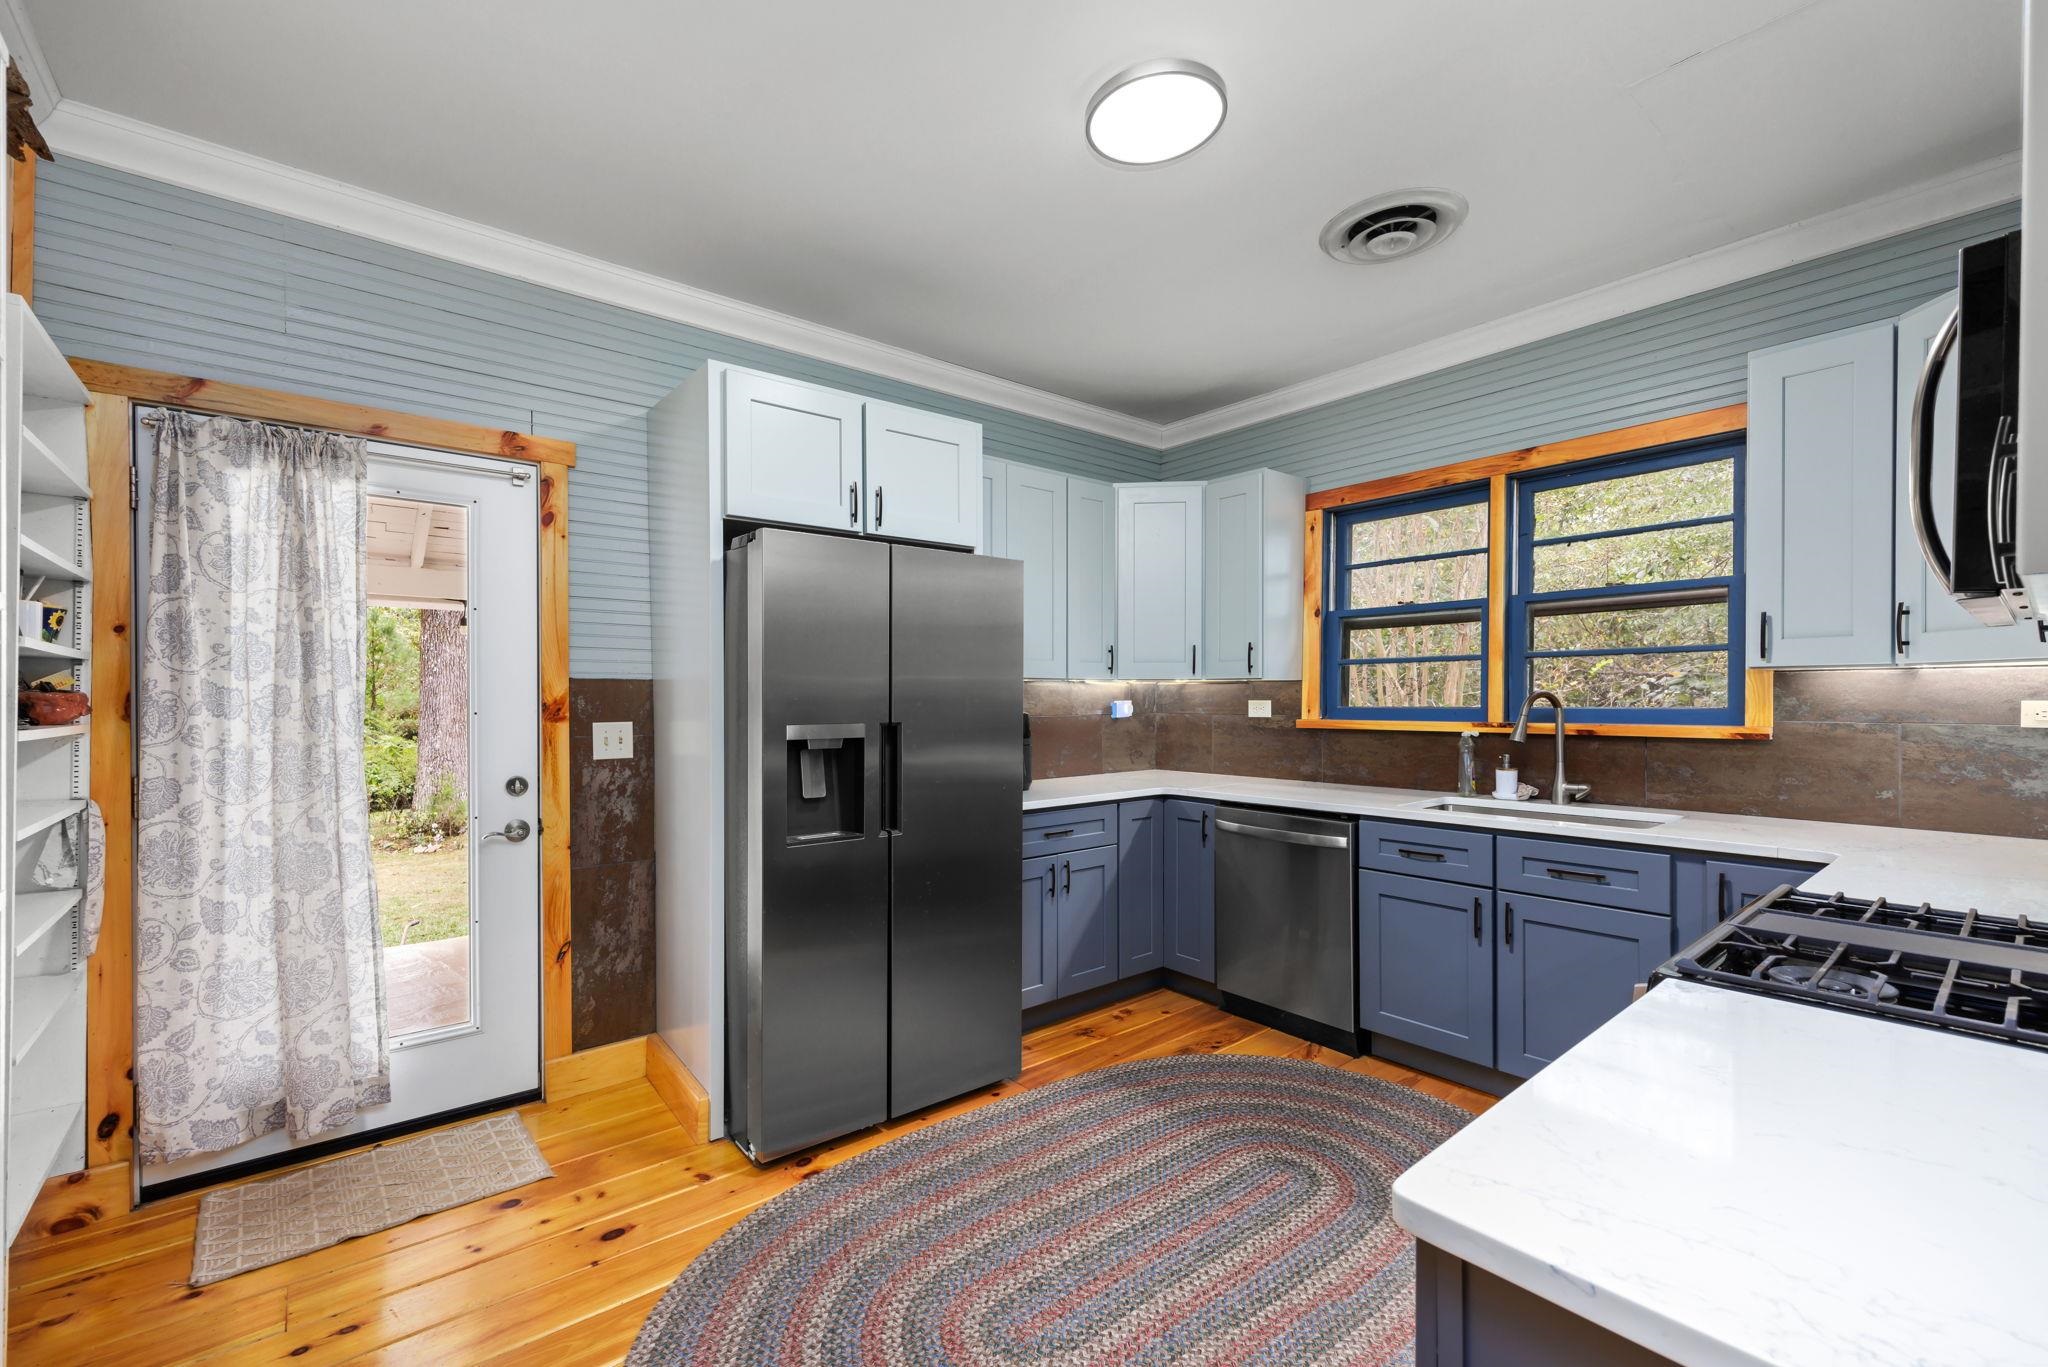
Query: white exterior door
723 369 864 533
138 438 542 1192
1117 483 1205 679
863 401 981 547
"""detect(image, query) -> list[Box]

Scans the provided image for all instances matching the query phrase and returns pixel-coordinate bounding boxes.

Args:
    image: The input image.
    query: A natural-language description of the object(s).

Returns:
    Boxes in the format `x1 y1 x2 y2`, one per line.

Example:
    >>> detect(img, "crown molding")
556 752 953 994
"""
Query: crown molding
32 99 2021 457
38 100 1166 449
1158 151 2022 448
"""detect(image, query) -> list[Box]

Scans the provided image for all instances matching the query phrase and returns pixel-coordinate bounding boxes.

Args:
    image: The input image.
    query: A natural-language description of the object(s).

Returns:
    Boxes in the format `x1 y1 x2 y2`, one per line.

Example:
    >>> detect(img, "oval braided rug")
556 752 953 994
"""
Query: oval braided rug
627 1054 1470 1366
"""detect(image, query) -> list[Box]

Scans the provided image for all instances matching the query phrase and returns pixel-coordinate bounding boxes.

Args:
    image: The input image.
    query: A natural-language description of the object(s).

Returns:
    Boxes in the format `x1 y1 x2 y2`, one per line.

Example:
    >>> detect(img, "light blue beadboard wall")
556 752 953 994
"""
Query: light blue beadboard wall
31 158 1162 678
1161 202 2020 489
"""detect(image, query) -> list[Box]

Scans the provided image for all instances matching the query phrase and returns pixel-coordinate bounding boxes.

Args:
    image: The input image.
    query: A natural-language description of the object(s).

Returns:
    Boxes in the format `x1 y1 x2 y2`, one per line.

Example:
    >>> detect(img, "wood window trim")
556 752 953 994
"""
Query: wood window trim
1299 403 1773 741
78 362 578 1173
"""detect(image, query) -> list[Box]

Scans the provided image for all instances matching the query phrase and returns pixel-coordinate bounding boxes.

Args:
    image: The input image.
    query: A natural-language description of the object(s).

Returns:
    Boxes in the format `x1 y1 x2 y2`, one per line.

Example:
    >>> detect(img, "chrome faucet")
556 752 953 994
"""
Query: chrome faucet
1457 730 1479 798
1510 690 1590 806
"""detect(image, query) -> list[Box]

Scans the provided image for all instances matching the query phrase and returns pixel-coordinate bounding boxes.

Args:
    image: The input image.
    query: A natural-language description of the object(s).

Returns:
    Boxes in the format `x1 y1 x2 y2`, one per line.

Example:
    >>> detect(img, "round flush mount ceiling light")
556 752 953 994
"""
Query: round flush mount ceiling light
1086 59 1227 167
1319 189 1469 264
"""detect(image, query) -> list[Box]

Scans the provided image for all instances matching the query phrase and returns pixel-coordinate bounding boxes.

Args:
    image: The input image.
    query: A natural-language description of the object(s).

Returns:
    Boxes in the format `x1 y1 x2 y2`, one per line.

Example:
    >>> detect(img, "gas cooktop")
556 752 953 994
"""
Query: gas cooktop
1654 887 2048 1051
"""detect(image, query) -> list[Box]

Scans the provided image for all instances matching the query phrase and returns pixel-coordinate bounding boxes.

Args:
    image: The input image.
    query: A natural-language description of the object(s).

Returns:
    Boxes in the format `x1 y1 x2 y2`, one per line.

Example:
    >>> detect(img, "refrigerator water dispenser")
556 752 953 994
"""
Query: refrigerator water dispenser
784 723 864 844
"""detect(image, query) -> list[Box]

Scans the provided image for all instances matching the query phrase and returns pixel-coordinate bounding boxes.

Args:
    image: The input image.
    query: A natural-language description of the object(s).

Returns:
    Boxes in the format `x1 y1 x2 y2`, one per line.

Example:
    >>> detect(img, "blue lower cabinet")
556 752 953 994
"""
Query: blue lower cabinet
1705 858 1814 922
1496 893 1671 1079
1021 855 1059 1009
1163 800 1217 982
1117 800 1164 977
1359 871 1495 1068
1055 843 1119 997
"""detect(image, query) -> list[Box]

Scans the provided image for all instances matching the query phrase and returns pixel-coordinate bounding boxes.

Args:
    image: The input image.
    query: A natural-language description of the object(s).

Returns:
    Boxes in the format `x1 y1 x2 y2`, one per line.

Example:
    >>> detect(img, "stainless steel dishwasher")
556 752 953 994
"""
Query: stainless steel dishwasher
1213 806 1358 1052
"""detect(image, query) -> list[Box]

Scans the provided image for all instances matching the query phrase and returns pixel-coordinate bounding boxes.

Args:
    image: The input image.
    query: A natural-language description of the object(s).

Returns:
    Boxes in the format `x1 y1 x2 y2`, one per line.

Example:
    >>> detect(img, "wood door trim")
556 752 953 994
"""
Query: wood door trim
68 360 577 467
82 374 579 1175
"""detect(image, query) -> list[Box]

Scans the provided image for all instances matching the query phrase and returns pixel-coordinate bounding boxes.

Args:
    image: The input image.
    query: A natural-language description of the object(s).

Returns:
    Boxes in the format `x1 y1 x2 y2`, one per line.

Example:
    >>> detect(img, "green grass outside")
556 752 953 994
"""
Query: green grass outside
372 811 470 947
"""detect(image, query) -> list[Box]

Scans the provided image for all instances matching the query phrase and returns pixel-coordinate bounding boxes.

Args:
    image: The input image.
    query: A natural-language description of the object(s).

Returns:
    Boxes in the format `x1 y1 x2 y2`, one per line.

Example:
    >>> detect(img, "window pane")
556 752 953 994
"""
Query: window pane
1530 601 1726 652
1348 501 1486 565
1345 618 1482 660
1531 458 1734 540
1532 651 1729 711
1531 523 1732 593
1349 552 1487 608
1346 660 1482 711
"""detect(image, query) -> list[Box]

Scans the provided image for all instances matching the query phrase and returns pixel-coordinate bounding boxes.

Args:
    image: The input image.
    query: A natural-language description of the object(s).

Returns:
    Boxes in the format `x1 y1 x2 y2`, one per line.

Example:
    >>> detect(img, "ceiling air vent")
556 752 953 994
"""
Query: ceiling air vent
1319 190 1468 265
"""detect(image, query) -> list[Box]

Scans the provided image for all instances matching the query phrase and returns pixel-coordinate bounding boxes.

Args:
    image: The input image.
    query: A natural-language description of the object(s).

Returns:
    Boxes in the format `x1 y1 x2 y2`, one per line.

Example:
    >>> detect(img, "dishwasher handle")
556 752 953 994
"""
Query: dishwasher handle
1212 817 1350 850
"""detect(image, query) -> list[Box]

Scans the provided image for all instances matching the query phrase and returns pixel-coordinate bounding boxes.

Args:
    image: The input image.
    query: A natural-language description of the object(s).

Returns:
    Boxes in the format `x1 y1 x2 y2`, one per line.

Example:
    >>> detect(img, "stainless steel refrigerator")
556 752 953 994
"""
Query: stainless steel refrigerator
725 527 1024 1162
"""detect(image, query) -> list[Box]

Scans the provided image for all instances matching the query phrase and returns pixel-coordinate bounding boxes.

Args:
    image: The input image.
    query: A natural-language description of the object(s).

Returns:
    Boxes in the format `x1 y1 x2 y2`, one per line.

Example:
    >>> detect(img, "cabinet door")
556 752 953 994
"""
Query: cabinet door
863 400 982 547
1116 483 1205 679
1203 472 1261 679
1005 464 1068 678
1021 855 1058 1009
1162 800 1216 982
1703 858 1814 925
1745 324 1897 667
1893 294 2047 663
1117 800 1163 977
981 456 1008 557
1496 894 1670 1079
1358 872 1494 1067
723 369 865 532
1068 477 1118 677
1055 843 1119 997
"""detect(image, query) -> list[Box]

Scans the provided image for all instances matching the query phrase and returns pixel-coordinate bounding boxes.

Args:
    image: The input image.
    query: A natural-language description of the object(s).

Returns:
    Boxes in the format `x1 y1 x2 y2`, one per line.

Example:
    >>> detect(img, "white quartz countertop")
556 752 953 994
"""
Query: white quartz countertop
1390 980 2048 1367
1022 769 2048 919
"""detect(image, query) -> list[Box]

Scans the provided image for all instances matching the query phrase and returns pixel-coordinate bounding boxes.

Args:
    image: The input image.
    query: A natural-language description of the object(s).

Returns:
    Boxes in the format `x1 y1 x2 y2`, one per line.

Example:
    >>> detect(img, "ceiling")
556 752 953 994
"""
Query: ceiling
366 497 467 610
19 0 2024 427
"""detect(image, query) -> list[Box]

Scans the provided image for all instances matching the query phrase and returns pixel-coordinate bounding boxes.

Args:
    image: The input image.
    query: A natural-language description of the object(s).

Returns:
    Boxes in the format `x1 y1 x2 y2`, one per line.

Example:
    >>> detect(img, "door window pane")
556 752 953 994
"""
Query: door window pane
1531 459 1733 540
1531 651 1729 711
1345 660 1483 711
1531 523 1733 593
365 496 474 1037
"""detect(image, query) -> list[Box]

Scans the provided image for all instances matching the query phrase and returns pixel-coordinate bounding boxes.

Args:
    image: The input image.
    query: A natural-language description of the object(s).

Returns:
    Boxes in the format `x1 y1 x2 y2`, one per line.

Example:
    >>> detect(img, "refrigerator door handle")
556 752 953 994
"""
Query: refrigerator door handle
880 722 903 835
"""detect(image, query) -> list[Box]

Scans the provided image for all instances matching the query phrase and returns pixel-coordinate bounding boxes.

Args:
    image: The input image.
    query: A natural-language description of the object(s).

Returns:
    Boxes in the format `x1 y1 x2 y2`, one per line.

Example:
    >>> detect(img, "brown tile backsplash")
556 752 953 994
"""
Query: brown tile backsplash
1024 667 2048 840
569 678 658 1050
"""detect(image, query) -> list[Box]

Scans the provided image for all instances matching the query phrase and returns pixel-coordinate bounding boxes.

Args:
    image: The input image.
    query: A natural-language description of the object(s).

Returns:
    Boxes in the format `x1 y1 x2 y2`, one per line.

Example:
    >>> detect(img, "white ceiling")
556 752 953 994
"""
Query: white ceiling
19 0 2025 427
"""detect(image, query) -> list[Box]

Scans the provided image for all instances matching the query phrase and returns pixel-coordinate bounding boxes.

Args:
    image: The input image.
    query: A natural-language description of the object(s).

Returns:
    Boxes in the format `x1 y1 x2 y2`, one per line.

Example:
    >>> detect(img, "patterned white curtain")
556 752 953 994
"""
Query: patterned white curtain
135 412 388 1164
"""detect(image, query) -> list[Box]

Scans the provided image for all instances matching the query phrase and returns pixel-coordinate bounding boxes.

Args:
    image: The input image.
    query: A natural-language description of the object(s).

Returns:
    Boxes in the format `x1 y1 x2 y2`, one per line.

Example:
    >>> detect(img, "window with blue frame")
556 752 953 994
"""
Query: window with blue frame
1323 486 1490 720
1507 438 1743 726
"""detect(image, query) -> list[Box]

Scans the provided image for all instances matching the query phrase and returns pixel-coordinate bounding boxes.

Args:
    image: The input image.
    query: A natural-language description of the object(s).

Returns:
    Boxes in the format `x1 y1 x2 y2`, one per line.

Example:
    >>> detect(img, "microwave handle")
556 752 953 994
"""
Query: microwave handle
1907 307 1959 596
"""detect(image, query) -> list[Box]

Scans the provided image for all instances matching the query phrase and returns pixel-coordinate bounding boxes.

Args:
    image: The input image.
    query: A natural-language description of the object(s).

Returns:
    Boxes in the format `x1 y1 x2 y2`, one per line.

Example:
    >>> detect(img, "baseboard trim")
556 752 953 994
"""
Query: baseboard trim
645 1034 713 1144
543 1036 649 1101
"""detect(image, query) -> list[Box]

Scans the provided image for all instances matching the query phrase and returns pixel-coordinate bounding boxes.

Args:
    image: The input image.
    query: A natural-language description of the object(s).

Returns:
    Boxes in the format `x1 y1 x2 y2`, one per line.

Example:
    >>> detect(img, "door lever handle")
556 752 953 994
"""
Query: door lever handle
482 819 532 844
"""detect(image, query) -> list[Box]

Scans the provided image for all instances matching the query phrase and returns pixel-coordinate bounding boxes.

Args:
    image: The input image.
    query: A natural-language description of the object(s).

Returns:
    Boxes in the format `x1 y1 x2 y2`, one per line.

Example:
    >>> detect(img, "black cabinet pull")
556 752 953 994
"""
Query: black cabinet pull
874 485 884 527
1063 859 1071 894
1472 896 1483 942
1716 871 1731 922
1760 610 1772 661
1397 847 1447 863
1504 902 1516 949
1045 877 1054 903
1191 643 1198 676
848 481 859 527
1200 811 1209 846
1107 644 1115 674
1896 602 1911 657
1040 828 1074 839
1246 641 1254 675
1547 867 1607 884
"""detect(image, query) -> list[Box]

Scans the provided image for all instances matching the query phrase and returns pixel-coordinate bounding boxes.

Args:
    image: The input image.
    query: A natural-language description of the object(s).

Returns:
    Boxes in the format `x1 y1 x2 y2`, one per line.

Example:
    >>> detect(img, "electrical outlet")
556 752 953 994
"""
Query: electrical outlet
1247 699 1273 719
593 720 634 759
2022 700 2048 729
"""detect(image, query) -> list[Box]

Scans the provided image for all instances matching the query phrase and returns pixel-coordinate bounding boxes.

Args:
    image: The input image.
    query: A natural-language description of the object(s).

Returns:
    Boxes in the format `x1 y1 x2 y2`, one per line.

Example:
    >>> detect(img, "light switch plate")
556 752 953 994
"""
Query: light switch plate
2022 700 2048 729
1247 699 1273 719
593 720 634 759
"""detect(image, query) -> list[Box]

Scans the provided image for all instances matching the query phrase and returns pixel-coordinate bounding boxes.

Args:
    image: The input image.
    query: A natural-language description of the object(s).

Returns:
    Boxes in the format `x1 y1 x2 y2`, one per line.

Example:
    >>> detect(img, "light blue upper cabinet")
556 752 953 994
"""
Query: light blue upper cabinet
1067 477 1117 678
861 400 982 548
1006 463 1069 678
722 368 866 533
1116 483 1205 679
1745 323 1897 668
1893 294 2048 664
980 456 1008 557
1202 469 1306 680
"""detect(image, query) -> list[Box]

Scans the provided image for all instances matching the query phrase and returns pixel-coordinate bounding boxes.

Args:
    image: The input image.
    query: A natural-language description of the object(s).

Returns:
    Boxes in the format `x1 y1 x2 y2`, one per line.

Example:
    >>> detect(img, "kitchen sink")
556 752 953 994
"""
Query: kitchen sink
1405 797 1681 831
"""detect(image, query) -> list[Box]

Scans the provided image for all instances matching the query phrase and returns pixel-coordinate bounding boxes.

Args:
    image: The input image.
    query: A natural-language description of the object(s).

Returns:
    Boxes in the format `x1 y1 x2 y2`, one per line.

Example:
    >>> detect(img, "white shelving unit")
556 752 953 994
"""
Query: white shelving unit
5 292 94 1245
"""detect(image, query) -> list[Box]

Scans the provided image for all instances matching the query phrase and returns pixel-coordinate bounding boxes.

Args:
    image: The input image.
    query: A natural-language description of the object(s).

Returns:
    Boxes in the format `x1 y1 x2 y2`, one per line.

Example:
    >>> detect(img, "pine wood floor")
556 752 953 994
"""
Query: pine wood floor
7 990 1494 1366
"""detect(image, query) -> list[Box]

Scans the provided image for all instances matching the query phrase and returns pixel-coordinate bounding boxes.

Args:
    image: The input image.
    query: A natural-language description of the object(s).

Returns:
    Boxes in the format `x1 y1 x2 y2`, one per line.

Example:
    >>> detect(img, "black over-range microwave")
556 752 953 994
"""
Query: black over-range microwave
1909 228 2036 627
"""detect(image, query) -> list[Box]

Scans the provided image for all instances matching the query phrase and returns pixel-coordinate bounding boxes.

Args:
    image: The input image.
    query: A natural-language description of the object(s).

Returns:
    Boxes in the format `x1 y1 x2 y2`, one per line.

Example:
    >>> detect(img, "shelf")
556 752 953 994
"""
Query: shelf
7 1101 82 1231
12 971 82 1064
16 639 84 664
18 534 88 585
8 296 89 406
15 723 87 745
16 800 86 843
19 427 89 500
14 891 80 959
